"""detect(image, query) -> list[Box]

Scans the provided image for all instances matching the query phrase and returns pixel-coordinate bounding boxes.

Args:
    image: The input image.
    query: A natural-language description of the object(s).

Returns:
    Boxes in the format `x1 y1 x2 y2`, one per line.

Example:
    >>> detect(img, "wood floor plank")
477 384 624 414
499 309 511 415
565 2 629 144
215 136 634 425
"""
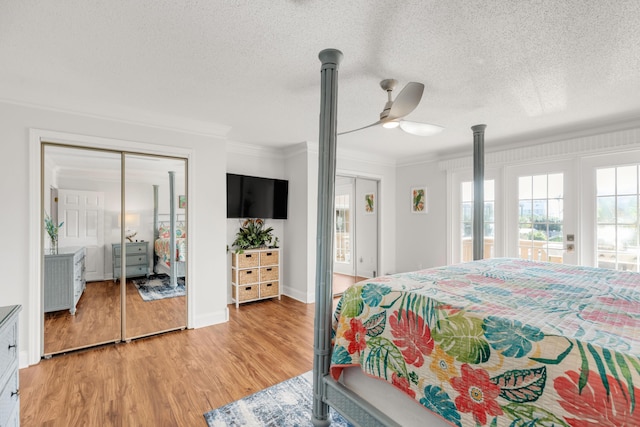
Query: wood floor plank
21 296 320 426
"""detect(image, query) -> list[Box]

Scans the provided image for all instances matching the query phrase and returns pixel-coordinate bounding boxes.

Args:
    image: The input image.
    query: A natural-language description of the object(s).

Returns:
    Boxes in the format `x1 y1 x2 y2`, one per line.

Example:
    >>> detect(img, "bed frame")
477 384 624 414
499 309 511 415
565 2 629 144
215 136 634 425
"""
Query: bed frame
311 49 487 426
152 171 185 287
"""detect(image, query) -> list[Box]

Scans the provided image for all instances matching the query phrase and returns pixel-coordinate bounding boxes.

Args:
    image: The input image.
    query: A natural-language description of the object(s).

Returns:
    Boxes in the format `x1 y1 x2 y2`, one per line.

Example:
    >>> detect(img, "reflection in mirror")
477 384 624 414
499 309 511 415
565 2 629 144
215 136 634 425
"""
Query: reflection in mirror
43 144 122 355
124 154 187 339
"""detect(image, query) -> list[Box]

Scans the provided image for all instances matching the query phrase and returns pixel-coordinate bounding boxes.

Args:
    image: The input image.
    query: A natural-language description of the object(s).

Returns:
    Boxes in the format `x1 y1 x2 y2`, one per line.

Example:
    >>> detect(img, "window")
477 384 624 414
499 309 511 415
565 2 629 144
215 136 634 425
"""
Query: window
461 180 495 262
334 194 351 263
596 165 639 271
518 174 564 263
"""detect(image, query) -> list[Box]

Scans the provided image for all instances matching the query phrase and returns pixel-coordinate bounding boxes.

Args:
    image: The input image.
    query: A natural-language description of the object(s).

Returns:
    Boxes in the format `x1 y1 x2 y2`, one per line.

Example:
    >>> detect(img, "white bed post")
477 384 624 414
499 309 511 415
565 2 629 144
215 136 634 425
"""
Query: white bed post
472 124 487 260
169 171 177 287
312 48 342 427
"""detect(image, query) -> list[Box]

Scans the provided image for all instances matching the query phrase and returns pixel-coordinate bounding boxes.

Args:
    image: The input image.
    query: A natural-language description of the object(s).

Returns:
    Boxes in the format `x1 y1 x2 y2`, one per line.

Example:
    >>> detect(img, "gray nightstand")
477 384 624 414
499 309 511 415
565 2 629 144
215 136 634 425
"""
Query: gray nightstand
112 242 150 281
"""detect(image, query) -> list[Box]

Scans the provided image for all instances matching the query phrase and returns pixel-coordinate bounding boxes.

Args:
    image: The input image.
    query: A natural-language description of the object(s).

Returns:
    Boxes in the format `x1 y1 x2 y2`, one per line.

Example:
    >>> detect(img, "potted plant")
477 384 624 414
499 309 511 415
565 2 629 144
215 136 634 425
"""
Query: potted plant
231 219 276 253
44 212 64 254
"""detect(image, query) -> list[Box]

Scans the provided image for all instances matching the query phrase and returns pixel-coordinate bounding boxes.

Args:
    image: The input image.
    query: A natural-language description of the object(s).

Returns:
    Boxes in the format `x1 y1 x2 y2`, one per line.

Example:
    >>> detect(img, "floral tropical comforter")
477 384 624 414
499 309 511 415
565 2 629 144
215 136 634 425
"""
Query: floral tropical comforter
154 237 186 267
330 258 640 426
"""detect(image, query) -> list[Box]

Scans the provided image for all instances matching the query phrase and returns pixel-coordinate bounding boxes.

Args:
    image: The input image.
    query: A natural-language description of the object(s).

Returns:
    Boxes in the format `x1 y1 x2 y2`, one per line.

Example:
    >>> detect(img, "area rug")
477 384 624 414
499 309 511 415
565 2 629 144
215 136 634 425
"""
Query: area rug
204 371 353 427
132 274 185 301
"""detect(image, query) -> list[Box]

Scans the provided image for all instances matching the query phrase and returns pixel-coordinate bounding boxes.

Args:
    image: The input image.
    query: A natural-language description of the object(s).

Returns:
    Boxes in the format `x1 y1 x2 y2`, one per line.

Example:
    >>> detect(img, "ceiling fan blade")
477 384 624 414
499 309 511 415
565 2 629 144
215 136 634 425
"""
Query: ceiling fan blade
387 82 424 120
399 120 444 136
338 121 381 136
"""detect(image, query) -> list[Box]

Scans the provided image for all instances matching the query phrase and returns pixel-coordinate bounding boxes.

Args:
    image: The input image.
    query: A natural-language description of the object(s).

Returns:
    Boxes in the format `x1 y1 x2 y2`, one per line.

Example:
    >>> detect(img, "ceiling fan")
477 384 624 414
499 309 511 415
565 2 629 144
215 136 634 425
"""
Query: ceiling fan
339 79 444 136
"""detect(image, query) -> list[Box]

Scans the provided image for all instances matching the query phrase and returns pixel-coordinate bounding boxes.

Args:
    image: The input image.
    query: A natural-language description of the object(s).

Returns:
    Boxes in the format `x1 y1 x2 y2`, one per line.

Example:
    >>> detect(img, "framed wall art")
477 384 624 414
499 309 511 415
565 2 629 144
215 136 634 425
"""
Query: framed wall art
411 186 427 213
364 193 375 214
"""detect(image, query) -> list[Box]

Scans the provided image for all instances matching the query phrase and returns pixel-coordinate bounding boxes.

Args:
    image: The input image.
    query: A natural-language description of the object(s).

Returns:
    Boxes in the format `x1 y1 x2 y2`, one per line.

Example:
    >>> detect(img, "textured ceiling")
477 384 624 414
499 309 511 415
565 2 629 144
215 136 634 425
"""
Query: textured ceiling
2 1 640 162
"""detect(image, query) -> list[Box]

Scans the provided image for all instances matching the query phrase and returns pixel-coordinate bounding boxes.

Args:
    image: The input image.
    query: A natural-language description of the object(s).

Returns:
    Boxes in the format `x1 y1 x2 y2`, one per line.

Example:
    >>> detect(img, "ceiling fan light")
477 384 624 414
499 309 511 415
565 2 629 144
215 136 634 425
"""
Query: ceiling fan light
399 120 444 136
382 120 400 129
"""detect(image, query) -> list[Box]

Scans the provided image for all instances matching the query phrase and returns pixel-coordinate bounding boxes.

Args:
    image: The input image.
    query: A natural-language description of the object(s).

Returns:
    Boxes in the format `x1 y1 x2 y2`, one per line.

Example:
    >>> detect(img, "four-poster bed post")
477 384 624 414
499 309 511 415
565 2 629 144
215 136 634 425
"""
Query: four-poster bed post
152 172 180 287
312 47 342 427
472 124 486 260
153 184 159 274
313 48 400 427
168 171 177 288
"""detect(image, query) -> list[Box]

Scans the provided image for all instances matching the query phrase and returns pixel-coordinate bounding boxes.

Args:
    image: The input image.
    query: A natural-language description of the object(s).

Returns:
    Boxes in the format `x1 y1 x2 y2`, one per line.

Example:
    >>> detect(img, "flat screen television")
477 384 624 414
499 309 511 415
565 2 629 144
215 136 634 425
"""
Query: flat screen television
227 173 289 219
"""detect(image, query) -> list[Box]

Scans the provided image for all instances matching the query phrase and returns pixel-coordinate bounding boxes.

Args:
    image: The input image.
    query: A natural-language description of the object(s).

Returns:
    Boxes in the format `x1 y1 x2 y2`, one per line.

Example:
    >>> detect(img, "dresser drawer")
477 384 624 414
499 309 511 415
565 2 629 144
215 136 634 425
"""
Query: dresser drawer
260 266 279 282
0 322 17 382
260 281 279 298
260 250 279 266
114 265 149 277
113 243 147 257
0 369 19 427
114 253 148 268
232 252 260 268
236 268 259 285
232 284 259 302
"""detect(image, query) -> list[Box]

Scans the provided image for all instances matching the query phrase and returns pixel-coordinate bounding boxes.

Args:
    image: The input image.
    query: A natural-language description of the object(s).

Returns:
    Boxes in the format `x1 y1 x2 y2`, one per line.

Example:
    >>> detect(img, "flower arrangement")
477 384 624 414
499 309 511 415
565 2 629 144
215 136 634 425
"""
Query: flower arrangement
231 218 277 253
44 212 64 254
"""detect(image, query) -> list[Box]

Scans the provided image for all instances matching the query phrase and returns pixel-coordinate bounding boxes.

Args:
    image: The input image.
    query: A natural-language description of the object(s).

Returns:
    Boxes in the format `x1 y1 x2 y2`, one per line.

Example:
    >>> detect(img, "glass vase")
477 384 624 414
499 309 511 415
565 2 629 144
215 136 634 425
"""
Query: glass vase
50 238 58 255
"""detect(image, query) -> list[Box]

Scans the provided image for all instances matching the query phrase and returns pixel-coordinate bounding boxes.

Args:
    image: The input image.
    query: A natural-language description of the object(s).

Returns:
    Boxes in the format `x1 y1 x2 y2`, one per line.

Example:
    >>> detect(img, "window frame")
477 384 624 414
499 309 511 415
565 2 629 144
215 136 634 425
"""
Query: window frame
449 169 502 264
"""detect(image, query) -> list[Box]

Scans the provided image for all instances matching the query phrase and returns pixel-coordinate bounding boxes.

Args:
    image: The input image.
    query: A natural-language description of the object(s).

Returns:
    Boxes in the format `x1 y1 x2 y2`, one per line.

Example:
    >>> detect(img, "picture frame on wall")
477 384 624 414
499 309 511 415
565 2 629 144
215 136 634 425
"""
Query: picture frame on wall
364 193 375 214
411 186 427 213
179 195 186 209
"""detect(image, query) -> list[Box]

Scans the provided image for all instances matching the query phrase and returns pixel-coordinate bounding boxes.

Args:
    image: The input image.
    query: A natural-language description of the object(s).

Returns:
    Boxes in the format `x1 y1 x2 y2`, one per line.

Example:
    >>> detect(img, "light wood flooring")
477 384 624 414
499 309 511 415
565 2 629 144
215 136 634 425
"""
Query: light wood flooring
21 296 319 426
44 279 186 355
332 273 368 295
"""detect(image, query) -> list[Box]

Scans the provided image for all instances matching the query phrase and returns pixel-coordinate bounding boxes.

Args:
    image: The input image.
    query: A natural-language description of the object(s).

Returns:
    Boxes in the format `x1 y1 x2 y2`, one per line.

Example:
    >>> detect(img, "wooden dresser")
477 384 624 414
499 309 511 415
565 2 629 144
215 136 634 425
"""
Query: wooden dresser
0 305 21 427
44 247 86 315
231 248 280 308
112 242 150 281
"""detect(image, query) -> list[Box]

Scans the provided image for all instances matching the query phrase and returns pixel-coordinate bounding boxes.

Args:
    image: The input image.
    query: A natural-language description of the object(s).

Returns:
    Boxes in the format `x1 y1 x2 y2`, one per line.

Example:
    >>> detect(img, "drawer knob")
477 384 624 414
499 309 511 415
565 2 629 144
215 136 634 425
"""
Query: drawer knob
11 389 20 398
8 343 16 350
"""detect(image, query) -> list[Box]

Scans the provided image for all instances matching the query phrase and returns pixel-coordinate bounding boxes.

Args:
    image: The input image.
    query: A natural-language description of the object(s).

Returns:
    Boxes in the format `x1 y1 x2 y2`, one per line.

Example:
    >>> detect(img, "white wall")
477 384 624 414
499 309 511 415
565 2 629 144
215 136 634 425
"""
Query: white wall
1 101 228 367
395 160 448 272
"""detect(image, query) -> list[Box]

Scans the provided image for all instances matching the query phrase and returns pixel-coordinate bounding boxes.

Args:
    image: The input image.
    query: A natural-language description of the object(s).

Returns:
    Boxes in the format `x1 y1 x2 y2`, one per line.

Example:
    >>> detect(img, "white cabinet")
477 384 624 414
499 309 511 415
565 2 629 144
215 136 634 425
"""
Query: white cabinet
0 305 21 427
44 247 86 315
112 242 150 281
231 248 281 308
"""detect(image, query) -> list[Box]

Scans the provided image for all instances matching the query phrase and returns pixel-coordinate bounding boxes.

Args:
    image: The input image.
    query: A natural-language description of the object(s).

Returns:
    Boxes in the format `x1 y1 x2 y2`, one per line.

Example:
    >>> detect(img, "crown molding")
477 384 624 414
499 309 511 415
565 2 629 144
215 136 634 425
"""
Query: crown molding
226 140 287 160
0 98 231 138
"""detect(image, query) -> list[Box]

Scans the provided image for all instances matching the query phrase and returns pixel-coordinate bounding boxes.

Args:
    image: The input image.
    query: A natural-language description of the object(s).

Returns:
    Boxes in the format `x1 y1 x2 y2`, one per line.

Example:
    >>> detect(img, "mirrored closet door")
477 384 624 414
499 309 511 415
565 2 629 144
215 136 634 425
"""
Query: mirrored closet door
42 145 188 356
124 154 187 339
43 145 122 355
333 175 379 296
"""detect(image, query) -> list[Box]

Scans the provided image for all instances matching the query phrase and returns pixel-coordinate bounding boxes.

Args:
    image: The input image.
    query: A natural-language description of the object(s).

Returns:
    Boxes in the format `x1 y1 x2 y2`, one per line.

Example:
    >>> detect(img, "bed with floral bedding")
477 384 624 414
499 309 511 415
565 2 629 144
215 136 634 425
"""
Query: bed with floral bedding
330 258 640 426
154 224 186 276
154 237 186 265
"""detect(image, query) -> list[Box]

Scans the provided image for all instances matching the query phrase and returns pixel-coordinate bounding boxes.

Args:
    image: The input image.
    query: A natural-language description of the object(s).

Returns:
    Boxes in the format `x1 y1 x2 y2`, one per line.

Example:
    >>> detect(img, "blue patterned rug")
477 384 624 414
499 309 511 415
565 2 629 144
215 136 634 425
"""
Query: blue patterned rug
132 274 185 301
204 371 353 426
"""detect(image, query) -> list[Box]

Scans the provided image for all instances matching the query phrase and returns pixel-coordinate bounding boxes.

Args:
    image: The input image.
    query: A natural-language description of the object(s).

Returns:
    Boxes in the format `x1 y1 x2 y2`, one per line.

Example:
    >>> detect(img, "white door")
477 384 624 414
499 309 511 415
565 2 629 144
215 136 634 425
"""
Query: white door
581 150 640 270
505 160 577 265
354 177 378 278
57 189 105 281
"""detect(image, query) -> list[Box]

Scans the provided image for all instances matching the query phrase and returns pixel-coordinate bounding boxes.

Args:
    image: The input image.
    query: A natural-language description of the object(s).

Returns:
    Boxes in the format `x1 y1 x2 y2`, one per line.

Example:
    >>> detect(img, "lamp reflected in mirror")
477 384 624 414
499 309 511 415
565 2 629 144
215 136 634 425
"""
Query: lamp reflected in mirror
119 212 140 242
